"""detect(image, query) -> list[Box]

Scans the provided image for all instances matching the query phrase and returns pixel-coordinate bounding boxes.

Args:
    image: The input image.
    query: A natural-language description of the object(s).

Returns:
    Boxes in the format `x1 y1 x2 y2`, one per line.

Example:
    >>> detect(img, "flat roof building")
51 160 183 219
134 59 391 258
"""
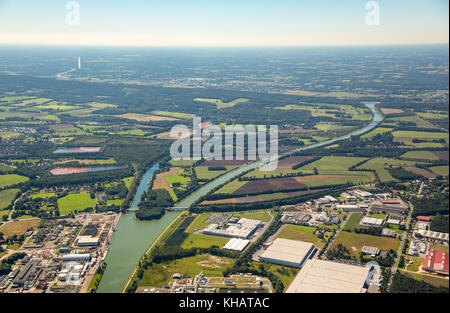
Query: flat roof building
259 238 316 268
415 229 449 242
286 259 370 293
370 199 409 214
336 204 365 212
361 216 384 227
202 218 262 239
423 250 449 276
361 246 380 257
76 236 99 247
223 238 250 252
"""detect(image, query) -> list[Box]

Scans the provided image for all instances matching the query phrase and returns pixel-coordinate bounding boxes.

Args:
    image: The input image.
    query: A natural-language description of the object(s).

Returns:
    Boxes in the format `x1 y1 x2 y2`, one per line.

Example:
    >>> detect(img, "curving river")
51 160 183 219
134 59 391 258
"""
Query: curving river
97 102 384 293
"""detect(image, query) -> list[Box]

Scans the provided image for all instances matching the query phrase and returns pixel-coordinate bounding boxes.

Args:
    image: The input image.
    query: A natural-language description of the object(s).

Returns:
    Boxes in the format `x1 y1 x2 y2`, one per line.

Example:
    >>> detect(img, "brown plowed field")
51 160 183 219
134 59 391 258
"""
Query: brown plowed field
403 166 437 179
277 156 314 170
234 177 307 194
432 151 449 161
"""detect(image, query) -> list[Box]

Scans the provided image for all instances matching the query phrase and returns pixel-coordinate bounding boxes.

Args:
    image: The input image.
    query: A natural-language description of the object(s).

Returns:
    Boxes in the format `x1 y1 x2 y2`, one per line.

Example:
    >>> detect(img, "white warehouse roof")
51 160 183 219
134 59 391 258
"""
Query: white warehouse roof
286 259 370 293
223 238 250 252
259 238 315 268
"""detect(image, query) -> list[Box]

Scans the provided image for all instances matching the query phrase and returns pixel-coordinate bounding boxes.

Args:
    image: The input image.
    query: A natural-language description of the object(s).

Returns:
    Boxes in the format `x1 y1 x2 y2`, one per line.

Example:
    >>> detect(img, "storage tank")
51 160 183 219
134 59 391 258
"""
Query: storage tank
58 273 67 282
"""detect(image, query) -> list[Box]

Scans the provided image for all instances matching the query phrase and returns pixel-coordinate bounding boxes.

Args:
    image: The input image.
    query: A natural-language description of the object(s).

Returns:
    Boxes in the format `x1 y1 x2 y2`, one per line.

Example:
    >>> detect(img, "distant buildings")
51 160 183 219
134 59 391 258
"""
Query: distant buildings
286 259 370 293
423 250 449 276
336 204 365 212
259 238 316 268
61 254 91 262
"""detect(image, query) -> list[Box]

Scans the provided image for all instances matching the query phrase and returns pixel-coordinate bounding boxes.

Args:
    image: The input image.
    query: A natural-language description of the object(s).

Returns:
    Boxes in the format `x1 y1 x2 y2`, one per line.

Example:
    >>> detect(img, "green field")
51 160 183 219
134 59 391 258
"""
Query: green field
138 254 234 287
400 151 440 161
331 231 400 255
0 165 15 173
300 156 368 172
277 225 329 248
215 179 247 194
342 213 364 231
361 127 394 139
232 210 273 223
0 174 29 188
185 213 212 233
152 110 195 119
195 166 238 180
429 166 449 176
416 112 448 120
180 233 230 249
0 209 10 220
0 188 19 210
357 158 421 182
57 191 96 215
165 169 191 185
30 191 56 199
392 130 449 140
169 159 197 167
123 177 134 189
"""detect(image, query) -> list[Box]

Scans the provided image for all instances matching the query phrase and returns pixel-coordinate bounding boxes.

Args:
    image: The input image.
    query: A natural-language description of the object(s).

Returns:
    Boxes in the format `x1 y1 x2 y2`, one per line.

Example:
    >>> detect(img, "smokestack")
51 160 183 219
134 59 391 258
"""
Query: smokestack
78 57 81 69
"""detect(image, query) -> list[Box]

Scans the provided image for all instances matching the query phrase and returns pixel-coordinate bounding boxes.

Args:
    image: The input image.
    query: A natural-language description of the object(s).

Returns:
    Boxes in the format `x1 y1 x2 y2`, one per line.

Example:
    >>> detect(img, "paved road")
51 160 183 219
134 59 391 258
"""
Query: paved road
386 202 414 291
321 213 351 259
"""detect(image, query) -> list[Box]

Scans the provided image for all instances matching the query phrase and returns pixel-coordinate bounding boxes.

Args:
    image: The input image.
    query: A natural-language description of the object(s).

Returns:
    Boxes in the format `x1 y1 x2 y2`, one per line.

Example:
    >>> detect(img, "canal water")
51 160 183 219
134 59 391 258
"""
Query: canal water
97 102 383 292
97 163 181 293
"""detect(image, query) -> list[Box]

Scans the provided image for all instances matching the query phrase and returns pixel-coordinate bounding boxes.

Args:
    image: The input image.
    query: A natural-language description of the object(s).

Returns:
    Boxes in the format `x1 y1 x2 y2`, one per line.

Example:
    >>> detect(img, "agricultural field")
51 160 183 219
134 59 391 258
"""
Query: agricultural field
416 112 448 120
0 174 29 188
0 219 40 238
0 165 15 173
361 127 394 139
57 191 96 215
180 233 229 249
0 131 22 139
138 254 234 287
195 166 238 180
400 151 440 161
152 110 196 119
215 179 247 194
0 210 10 220
0 189 20 210
330 231 400 256
169 159 197 167
277 225 331 248
153 167 183 201
429 166 449 176
117 113 178 122
392 130 448 140
248 262 299 292
194 98 249 109
299 156 368 172
31 191 56 199
357 158 423 182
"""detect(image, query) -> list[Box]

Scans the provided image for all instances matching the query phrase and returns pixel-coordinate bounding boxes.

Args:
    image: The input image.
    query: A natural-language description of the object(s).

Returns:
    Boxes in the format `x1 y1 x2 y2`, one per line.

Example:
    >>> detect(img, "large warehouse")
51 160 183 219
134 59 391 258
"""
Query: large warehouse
286 259 370 293
259 238 316 268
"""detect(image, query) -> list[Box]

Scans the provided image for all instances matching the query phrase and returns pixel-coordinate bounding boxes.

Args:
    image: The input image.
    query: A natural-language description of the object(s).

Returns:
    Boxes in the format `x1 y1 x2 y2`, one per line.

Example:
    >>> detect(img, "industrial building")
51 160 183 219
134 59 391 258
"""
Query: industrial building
336 204 365 212
381 229 397 238
370 199 409 214
361 246 380 257
76 236 100 247
259 238 316 268
423 250 449 276
223 238 250 252
286 259 370 293
415 229 449 242
202 218 262 239
408 240 428 256
61 254 91 262
360 216 384 227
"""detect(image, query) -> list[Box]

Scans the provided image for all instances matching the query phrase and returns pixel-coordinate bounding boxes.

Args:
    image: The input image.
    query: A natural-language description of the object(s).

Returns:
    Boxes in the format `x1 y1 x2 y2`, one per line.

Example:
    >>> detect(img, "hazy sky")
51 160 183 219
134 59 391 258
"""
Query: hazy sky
0 0 448 46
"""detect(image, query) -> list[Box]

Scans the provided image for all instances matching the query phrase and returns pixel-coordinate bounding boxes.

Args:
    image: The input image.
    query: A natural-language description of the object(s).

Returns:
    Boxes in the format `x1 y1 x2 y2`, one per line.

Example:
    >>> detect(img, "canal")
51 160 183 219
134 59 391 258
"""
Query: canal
97 102 383 293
